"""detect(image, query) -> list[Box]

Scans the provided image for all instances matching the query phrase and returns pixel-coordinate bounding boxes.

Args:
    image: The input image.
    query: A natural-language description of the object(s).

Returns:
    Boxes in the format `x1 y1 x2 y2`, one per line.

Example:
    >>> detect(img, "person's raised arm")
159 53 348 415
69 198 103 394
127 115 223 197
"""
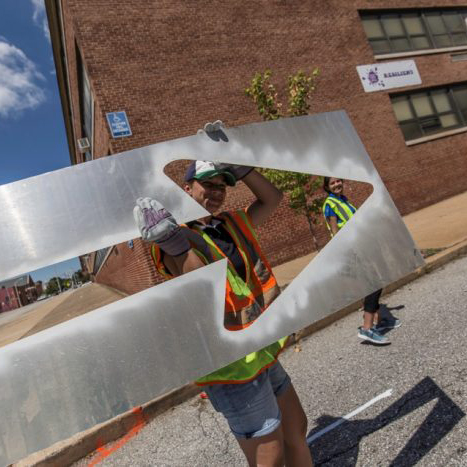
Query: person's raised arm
242 170 283 227
212 163 283 227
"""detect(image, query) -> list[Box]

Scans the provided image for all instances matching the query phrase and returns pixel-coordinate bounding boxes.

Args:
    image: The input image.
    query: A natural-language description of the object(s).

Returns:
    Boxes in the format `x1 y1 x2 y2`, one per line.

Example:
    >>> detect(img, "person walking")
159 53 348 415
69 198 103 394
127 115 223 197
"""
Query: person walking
134 158 313 467
322 176 400 345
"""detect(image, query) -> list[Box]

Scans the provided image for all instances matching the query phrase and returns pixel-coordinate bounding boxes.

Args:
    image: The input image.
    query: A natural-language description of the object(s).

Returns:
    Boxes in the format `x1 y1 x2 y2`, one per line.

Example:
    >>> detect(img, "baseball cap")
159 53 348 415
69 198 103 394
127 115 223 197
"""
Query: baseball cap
184 160 236 186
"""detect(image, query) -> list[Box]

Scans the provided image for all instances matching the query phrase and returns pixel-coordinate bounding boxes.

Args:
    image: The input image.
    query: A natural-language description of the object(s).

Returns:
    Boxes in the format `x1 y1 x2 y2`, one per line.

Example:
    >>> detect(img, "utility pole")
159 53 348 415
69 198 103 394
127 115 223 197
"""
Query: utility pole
69 270 76 288
14 279 23 307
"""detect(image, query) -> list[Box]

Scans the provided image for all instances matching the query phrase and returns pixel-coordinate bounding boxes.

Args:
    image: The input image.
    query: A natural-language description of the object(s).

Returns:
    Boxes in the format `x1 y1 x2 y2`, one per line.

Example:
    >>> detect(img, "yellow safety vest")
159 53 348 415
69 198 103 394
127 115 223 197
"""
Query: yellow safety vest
322 195 357 235
151 209 287 385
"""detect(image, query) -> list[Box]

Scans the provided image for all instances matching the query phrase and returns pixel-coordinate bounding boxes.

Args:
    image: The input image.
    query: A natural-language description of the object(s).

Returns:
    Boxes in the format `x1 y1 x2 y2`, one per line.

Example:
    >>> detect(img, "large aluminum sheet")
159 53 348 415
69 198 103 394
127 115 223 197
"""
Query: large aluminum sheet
0 112 424 465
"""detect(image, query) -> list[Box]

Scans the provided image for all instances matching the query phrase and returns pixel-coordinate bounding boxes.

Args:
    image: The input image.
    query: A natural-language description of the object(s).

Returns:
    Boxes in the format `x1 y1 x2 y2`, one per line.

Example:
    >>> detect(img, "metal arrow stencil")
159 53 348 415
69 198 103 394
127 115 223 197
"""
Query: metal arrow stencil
0 112 424 465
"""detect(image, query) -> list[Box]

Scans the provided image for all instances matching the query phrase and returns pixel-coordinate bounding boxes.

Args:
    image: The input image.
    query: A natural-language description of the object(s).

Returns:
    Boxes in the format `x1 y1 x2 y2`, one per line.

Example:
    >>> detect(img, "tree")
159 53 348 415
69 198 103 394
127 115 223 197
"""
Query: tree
287 69 319 116
74 269 90 283
45 276 66 295
46 277 60 295
244 70 282 121
245 69 324 250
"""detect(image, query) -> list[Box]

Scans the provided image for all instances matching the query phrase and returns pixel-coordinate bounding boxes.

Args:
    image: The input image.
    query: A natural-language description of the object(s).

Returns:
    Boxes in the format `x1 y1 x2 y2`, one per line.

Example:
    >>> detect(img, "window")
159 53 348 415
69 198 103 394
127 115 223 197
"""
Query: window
93 247 111 274
361 9 467 55
77 48 93 162
391 83 467 141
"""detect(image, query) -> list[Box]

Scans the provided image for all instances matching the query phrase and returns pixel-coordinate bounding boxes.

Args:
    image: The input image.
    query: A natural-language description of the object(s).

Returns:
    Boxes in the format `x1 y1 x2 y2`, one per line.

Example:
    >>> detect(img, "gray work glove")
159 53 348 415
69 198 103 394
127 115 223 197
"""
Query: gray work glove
197 120 224 135
133 198 190 256
214 163 254 181
197 120 228 142
198 120 254 179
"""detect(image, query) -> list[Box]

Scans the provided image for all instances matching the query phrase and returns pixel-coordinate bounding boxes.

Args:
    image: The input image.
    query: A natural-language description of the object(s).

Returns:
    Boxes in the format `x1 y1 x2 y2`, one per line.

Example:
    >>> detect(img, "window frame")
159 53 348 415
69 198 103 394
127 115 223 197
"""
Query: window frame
390 83 467 144
76 47 95 163
360 9 467 58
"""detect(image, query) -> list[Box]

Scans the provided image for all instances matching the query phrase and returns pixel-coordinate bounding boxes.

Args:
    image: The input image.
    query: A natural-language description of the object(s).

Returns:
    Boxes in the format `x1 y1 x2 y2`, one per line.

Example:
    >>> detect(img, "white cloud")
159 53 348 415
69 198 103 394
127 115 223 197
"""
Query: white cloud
31 0 50 41
0 39 46 118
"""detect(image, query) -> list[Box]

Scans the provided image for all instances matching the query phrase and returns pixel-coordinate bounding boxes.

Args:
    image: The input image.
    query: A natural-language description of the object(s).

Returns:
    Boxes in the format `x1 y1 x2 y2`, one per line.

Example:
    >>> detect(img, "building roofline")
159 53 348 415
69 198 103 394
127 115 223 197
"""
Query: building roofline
0 274 33 289
45 0 77 165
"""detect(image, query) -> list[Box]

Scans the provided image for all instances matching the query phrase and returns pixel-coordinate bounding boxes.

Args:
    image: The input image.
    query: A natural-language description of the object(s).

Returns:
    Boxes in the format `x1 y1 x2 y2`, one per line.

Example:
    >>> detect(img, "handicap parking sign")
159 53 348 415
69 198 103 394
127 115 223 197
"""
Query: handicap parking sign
106 111 132 138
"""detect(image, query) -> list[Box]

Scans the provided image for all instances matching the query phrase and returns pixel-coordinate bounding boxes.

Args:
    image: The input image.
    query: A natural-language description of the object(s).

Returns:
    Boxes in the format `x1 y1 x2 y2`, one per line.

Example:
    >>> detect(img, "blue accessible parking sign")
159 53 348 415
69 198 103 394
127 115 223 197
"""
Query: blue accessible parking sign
106 111 132 138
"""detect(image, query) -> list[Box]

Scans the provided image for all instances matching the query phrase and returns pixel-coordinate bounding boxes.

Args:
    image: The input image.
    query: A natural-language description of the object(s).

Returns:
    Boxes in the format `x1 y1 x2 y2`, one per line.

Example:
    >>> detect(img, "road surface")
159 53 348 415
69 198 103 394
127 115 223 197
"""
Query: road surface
77 255 467 466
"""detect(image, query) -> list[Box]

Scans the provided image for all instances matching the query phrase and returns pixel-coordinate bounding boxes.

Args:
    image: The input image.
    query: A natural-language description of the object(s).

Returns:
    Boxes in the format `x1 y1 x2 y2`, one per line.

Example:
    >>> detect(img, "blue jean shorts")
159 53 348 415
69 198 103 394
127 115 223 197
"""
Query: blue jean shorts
205 361 291 439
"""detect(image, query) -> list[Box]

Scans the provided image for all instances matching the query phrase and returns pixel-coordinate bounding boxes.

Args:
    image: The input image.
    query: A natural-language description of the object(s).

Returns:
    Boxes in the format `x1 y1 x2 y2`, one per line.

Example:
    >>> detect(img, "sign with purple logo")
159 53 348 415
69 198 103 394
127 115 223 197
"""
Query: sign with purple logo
357 60 421 93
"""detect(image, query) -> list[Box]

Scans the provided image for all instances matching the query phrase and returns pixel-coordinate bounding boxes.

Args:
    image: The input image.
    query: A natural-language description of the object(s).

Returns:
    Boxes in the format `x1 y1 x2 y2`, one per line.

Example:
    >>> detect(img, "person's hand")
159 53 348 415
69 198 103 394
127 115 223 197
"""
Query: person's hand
214 163 254 181
133 198 190 256
197 120 224 135
197 120 254 180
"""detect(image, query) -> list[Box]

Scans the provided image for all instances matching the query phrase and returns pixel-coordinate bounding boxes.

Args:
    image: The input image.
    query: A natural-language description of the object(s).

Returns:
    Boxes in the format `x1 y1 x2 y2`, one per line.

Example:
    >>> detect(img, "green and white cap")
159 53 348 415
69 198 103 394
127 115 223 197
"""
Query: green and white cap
184 160 236 186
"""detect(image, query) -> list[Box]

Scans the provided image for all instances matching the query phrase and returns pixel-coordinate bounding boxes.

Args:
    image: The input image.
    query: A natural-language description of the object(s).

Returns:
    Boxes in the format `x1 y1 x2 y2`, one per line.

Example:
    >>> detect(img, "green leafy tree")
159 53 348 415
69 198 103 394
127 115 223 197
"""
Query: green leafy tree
245 70 282 121
245 69 324 250
288 69 319 116
46 277 60 295
74 269 90 283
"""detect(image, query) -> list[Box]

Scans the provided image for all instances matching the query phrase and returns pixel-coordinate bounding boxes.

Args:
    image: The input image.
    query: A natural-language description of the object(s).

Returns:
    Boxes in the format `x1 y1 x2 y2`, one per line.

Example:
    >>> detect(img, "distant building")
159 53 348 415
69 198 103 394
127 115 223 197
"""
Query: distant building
35 281 44 298
0 275 37 312
46 1 467 295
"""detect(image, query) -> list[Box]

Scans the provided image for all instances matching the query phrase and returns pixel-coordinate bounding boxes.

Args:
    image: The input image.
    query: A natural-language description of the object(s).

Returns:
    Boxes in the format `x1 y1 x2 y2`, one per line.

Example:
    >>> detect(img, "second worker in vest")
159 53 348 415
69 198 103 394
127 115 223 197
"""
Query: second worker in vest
134 158 313 467
322 176 401 345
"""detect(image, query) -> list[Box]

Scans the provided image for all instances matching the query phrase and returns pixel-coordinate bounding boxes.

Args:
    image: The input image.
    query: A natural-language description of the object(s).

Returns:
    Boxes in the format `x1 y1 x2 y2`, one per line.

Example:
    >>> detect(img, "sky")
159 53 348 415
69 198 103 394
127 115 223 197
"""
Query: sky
0 0 80 283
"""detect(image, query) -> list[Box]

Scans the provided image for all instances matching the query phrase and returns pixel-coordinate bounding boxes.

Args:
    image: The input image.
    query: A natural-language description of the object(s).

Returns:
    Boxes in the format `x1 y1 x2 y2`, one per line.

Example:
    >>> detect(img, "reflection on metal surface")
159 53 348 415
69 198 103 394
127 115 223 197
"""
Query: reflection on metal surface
0 112 424 465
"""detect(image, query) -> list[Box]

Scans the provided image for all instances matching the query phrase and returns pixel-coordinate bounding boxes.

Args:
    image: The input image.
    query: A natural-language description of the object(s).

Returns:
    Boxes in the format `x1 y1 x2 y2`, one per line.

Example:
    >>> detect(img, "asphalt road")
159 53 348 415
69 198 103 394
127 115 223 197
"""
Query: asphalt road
77 255 467 467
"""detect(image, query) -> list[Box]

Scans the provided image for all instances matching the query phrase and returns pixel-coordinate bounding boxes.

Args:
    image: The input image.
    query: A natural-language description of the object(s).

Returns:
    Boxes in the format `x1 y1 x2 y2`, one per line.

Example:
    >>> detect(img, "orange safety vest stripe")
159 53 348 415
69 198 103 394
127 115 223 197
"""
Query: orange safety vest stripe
150 210 279 329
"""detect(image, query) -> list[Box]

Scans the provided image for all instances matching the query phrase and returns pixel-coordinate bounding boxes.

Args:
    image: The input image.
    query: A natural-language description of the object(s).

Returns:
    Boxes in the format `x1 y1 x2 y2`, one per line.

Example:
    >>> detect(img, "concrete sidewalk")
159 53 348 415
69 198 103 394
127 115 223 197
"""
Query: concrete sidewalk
12 190 467 467
0 284 126 348
273 190 467 287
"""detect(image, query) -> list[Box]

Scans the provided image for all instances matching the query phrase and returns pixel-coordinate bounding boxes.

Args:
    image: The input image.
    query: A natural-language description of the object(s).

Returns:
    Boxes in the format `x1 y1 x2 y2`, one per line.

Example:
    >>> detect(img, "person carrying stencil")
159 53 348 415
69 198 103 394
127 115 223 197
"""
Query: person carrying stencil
134 122 313 467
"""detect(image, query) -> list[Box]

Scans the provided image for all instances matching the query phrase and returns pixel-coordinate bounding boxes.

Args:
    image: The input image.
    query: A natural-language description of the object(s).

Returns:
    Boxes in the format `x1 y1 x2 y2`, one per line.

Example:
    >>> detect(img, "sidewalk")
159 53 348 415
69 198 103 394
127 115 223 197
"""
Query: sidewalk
273 190 467 287
13 190 467 467
0 284 126 348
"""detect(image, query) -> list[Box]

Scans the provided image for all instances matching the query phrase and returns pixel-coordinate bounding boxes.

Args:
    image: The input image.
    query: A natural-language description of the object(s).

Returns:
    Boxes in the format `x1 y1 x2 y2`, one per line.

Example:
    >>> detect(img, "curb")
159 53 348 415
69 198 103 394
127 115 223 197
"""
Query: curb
14 240 467 467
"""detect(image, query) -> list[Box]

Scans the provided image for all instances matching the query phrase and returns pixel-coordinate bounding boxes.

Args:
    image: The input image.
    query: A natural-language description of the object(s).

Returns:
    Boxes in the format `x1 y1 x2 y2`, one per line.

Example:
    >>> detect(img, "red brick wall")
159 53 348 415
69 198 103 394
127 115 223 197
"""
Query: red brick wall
57 0 467 293
0 288 18 312
95 239 162 295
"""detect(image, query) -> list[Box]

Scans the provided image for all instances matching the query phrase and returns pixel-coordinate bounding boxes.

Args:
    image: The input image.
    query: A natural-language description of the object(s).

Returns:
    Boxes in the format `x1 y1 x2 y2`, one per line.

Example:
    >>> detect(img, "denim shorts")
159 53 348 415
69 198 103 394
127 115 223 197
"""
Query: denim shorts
205 361 291 439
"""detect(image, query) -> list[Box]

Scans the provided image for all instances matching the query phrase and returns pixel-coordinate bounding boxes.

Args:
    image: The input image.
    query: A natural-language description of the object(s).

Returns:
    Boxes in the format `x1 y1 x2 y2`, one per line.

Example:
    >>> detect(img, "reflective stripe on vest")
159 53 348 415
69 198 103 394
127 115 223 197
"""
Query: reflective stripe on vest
151 210 280 331
150 210 286 385
322 196 356 234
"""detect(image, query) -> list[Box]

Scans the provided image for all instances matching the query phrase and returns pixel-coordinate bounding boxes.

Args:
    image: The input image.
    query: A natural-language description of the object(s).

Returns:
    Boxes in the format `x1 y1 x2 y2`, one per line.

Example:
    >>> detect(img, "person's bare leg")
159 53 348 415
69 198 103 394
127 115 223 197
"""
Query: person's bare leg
237 427 285 467
277 384 313 467
374 309 382 326
363 310 377 330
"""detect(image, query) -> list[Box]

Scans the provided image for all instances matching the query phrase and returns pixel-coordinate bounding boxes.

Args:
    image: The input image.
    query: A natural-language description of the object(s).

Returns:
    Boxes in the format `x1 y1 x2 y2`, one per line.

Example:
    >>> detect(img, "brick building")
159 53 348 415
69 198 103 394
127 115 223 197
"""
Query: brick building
46 1 467 295
0 275 38 312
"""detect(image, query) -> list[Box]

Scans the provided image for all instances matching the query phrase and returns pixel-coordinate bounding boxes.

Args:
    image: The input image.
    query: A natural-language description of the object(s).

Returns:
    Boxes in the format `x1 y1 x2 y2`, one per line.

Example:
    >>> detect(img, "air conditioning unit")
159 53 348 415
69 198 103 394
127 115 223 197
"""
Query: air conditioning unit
77 137 91 153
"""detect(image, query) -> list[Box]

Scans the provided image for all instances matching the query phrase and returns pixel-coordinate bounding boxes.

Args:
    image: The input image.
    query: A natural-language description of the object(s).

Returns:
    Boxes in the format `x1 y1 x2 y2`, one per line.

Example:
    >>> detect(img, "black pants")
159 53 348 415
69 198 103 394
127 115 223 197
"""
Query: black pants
363 289 382 313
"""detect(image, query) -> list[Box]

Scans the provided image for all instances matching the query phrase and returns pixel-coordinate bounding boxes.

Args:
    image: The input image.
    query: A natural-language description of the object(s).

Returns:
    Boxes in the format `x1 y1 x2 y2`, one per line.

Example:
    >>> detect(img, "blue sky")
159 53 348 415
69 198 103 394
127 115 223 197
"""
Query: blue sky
0 0 80 283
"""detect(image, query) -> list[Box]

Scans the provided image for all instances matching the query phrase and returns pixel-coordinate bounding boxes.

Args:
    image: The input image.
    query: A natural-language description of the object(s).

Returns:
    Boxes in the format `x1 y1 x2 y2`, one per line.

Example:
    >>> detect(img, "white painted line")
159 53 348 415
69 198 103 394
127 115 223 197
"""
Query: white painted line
306 389 393 444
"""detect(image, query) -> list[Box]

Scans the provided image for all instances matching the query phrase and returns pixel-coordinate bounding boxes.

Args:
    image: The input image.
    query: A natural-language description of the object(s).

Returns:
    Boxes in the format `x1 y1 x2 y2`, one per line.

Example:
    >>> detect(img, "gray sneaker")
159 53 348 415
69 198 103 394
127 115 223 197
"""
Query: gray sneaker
358 327 390 345
374 317 401 332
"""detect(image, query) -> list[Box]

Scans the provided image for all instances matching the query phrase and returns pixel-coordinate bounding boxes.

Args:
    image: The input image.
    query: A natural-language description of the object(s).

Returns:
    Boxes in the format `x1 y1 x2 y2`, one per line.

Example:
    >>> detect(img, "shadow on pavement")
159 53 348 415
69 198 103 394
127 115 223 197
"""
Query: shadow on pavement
307 376 465 466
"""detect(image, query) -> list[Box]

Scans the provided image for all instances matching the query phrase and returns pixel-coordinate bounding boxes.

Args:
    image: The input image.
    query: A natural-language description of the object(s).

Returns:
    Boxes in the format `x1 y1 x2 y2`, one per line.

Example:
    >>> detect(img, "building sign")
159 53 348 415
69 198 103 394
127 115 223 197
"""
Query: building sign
106 111 132 138
357 60 421 93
